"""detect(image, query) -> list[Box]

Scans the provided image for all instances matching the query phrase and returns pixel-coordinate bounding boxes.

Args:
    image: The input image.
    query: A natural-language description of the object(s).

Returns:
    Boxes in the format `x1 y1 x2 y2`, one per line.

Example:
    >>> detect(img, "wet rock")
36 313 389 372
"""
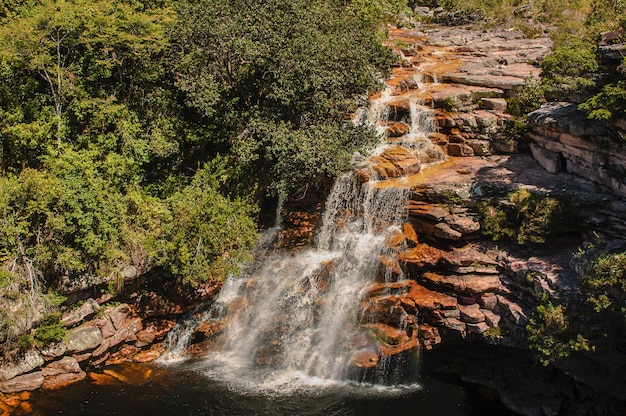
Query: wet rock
408 281 458 311
402 222 419 245
387 121 411 137
371 146 422 178
351 348 380 368
42 371 86 390
133 347 164 363
407 201 449 220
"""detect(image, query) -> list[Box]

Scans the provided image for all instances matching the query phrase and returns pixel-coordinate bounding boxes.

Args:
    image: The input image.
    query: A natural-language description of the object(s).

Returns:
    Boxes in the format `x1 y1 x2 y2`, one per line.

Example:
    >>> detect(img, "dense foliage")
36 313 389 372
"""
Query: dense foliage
478 189 567 245
527 248 626 365
0 0 398 350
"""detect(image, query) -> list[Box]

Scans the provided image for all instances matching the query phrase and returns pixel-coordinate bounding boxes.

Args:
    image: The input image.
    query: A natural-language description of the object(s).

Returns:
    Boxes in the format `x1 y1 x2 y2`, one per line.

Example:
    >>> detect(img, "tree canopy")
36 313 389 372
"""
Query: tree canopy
0 0 400 350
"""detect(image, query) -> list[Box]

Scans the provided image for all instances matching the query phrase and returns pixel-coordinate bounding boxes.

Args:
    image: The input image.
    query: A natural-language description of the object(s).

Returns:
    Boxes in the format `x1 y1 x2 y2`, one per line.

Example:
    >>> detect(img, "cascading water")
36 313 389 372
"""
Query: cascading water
161 79 445 392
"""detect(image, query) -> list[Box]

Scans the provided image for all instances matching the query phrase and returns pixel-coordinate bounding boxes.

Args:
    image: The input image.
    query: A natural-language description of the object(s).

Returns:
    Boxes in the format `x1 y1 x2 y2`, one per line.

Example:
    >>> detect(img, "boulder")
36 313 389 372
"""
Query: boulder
61 298 100 327
446 143 475 157
42 357 81 377
42 371 86 390
529 143 564 174
107 304 132 330
0 372 43 393
66 326 102 354
459 304 485 324
481 97 507 112
0 351 44 382
387 121 411 137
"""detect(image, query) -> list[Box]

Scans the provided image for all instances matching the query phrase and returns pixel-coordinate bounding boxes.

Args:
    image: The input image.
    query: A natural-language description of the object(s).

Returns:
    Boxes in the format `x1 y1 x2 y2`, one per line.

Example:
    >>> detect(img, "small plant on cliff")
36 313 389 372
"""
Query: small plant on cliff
583 250 626 322
526 297 591 365
507 77 545 117
478 190 567 245
33 312 67 347
478 201 515 241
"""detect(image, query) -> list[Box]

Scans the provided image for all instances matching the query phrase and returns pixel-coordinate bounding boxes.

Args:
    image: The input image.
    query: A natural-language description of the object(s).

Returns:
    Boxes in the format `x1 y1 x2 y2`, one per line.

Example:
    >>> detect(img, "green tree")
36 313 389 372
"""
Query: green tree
0 0 174 160
163 162 258 285
172 0 395 195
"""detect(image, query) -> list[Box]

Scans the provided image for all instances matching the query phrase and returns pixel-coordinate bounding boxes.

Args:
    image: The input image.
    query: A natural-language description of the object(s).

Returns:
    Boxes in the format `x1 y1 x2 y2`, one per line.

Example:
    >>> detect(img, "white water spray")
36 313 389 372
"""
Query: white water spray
161 58 447 391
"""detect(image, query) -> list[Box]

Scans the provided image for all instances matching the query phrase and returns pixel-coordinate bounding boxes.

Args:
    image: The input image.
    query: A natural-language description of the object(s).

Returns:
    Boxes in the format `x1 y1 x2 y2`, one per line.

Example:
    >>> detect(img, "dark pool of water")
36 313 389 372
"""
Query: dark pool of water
14 358 519 416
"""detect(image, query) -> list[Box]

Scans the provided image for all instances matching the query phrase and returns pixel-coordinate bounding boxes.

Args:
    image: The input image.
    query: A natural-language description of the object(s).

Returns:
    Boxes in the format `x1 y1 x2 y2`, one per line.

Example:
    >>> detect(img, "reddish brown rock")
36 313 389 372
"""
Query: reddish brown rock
402 222 419 245
96 316 116 339
61 298 100 327
134 330 156 348
107 304 131 330
379 255 403 277
446 215 481 234
442 246 498 268
371 146 422 179
42 371 86 390
41 357 81 377
407 201 449 220
384 230 406 248
387 121 411 137
133 349 163 363
399 243 445 268
422 272 503 296
483 310 502 327
351 348 380 368
497 296 529 326
467 322 490 334
407 281 458 311
459 304 485 324
0 372 43 394
418 324 442 349
446 143 475 156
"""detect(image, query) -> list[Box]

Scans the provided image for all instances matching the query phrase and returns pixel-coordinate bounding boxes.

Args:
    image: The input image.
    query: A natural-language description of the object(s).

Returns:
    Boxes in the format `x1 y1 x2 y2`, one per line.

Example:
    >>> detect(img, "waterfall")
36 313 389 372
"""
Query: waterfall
160 70 445 391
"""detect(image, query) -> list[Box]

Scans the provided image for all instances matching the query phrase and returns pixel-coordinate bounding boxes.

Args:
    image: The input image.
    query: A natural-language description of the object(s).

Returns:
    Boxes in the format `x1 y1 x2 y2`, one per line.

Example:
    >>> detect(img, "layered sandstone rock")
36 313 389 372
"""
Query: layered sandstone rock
527 102 626 198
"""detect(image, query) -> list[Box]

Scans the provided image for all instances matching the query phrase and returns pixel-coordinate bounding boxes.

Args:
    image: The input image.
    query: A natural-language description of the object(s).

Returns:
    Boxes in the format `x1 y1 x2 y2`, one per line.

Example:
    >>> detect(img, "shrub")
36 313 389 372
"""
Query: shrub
526 299 591 365
34 312 67 347
478 190 567 245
